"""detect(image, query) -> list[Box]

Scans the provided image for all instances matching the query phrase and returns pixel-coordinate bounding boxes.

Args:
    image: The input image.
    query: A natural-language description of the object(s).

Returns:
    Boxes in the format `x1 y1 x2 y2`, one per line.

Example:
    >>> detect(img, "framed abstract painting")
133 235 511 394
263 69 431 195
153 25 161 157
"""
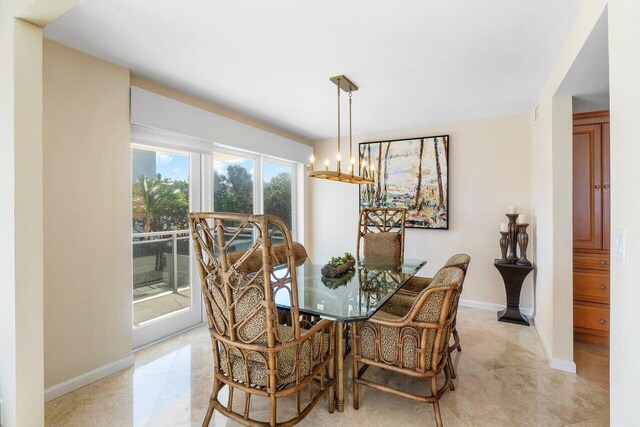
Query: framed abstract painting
359 135 449 230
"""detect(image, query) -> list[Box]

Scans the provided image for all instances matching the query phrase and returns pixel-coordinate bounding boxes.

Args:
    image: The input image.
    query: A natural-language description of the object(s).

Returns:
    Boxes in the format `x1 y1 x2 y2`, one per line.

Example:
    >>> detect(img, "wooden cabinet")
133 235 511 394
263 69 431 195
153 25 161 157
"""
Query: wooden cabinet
573 111 610 346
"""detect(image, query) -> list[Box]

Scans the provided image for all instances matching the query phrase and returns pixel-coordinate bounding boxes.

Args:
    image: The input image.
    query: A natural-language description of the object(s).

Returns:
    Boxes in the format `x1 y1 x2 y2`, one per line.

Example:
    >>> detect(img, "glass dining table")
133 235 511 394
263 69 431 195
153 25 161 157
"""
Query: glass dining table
274 254 427 412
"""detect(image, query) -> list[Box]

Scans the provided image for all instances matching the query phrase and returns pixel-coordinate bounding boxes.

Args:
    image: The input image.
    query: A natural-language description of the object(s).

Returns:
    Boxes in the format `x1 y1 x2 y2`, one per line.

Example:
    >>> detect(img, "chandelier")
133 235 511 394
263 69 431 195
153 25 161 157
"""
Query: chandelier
308 75 374 184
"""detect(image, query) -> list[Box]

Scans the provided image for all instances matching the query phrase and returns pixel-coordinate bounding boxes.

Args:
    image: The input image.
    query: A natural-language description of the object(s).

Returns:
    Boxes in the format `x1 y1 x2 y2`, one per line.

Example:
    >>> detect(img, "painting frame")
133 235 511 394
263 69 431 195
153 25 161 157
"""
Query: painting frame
358 135 450 230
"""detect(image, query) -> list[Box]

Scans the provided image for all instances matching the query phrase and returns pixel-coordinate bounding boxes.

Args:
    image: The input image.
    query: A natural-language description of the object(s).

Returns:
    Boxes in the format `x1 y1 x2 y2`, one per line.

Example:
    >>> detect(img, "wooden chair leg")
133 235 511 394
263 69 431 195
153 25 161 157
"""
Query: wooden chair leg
431 376 443 427
203 375 220 426
453 328 461 352
447 350 457 380
432 401 444 427
328 360 335 413
352 323 360 410
353 362 360 410
202 402 215 427
445 359 455 391
269 385 277 427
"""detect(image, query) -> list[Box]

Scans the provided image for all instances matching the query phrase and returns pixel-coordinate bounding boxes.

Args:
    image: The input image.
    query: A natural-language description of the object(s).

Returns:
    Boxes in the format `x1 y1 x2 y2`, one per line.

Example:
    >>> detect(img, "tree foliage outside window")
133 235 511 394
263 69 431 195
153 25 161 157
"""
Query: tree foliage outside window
132 174 189 233
214 164 254 214
264 171 292 229
213 162 293 230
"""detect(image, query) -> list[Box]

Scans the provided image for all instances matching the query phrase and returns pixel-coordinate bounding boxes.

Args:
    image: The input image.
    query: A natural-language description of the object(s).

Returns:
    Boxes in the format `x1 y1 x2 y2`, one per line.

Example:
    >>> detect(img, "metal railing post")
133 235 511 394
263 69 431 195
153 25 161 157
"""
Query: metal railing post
172 232 178 293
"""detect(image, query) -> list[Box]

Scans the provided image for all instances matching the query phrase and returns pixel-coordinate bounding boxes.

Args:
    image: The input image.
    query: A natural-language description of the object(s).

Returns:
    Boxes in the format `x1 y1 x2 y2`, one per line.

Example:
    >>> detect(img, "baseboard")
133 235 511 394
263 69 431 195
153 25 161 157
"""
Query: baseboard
549 358 577 373
534 318 576 374
44 355 135 402
133 321 205 353
459 298 533 317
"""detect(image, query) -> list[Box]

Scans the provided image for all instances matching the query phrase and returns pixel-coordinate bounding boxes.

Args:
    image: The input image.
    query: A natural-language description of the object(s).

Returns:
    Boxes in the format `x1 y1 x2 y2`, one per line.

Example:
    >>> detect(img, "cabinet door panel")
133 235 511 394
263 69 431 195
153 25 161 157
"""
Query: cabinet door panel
574 272 610 303
602 123 610 251
573 124 602 250
574 303 609 332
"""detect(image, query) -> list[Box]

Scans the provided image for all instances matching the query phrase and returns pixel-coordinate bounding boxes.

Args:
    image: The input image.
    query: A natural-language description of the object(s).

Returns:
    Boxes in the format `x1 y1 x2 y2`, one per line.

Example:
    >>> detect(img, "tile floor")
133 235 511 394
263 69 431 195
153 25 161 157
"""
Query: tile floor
45 307 610 426
134 288 191 325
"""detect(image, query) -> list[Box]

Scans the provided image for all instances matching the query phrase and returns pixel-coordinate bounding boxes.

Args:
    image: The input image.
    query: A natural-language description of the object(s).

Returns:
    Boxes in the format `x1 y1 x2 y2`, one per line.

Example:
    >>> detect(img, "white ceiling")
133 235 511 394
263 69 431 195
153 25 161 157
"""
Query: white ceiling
44 0 584 141
557 10 609 113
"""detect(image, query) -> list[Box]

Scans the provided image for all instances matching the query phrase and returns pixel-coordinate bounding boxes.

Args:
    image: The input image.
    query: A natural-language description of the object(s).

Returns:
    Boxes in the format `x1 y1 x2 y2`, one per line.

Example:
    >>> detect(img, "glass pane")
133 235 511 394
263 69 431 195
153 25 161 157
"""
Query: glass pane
273 255 426 321
263 161 293 239
213 152 255 214
213 152 255 252
132 147 191 326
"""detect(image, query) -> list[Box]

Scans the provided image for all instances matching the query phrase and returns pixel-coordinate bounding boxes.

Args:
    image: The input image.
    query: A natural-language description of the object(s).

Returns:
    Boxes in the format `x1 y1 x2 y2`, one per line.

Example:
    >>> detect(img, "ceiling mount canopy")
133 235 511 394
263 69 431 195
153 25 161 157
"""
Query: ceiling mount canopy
308 75 374 185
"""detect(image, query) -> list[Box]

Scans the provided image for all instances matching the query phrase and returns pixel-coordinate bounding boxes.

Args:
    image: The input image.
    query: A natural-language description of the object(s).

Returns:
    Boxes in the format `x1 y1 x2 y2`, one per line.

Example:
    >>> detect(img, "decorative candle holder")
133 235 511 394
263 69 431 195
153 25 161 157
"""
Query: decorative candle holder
516 224 531 265
506 213 519 263
497 231 510 264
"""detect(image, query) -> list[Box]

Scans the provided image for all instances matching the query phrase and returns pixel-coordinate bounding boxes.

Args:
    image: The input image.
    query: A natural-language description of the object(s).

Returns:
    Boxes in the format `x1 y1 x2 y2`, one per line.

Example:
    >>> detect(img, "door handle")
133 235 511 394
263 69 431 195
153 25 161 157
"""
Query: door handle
594 184 602 189
600 284 607 290
600 260 607 265
604 184 610 189
599 319 607 325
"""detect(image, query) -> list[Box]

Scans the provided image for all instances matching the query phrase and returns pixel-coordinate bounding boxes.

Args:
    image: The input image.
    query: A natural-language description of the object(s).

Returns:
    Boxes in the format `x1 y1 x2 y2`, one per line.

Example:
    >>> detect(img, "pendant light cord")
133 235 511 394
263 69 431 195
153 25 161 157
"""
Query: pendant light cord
349 91 353 164
337 78 341 173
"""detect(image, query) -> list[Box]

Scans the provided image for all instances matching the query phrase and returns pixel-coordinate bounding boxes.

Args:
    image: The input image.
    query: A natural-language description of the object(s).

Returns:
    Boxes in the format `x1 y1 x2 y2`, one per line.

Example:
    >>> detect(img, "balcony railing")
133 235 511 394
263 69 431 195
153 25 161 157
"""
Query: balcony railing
131 227 280 302
132 229 191 301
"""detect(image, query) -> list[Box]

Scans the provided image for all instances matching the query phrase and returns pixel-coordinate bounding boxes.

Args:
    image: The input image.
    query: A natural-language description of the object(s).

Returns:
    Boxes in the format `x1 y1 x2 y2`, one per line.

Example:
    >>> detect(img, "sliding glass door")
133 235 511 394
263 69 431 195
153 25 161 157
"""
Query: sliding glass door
130 141 301 349
131 144 203 349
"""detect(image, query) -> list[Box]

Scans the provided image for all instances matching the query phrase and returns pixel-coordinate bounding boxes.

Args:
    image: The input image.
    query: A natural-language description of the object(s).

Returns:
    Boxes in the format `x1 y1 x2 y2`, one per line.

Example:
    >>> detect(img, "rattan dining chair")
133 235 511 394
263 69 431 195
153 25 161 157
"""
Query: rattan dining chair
399 254 470 354
395 254 470 382
351 266 464 427
356 208 406 261
190 212 335 427
353 208 408 352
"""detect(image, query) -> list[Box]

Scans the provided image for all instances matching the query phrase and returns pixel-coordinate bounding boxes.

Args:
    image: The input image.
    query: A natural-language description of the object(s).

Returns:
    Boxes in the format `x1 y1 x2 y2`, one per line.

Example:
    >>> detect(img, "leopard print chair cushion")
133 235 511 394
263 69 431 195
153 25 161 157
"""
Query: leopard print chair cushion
218 324 330 387
359 266 463 370
396 276 433 296
363 231 401 260
444 253 471 271
397 253 470 297
227 242 308 274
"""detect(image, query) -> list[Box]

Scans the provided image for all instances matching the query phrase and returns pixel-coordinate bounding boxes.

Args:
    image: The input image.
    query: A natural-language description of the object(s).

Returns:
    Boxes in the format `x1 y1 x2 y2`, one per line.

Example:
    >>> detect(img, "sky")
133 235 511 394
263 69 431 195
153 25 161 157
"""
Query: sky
139 149 292 184
156 151 189 181
263 162 291 182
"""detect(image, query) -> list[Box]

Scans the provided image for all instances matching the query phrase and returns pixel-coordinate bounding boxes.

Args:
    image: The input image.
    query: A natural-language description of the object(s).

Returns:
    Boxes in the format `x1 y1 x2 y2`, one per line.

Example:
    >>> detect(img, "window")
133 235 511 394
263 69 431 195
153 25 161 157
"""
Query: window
213 152 255 214
212 150 298 240
263 160 294 231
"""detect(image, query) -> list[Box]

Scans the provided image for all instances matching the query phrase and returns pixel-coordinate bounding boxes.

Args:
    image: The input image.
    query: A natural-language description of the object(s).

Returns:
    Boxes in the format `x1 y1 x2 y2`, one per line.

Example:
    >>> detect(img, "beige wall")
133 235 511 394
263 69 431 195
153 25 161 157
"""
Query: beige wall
529 0 607 370
309 113 533 311
1 1 78 425
608 0 640 424
1 17 44 427
43 40 132 388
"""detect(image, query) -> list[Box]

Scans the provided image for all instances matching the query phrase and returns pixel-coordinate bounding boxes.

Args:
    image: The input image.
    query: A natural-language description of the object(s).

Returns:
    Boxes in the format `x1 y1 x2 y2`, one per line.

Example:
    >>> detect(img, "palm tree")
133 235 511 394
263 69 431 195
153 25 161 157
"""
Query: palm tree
133 175 188 233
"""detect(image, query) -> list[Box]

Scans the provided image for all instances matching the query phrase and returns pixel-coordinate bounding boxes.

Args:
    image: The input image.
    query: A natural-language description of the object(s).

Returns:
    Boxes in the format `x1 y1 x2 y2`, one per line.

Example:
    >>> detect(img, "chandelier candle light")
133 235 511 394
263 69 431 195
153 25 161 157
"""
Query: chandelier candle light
308 75 374 185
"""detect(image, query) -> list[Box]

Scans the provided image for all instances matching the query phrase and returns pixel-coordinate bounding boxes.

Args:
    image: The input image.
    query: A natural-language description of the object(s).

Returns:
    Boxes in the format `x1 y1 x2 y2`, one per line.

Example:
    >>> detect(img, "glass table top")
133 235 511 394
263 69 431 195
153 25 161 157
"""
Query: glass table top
274 255 427 322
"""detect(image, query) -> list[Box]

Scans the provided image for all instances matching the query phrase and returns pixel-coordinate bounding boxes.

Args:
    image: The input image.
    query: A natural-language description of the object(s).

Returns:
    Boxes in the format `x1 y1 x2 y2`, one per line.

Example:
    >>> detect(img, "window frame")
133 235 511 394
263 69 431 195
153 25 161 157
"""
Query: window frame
212 147 298 240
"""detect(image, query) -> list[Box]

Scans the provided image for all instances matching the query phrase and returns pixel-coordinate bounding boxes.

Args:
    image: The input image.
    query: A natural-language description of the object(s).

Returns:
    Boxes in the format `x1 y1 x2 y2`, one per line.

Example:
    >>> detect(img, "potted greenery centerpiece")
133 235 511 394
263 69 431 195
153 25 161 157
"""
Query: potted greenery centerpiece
321 252 356 278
